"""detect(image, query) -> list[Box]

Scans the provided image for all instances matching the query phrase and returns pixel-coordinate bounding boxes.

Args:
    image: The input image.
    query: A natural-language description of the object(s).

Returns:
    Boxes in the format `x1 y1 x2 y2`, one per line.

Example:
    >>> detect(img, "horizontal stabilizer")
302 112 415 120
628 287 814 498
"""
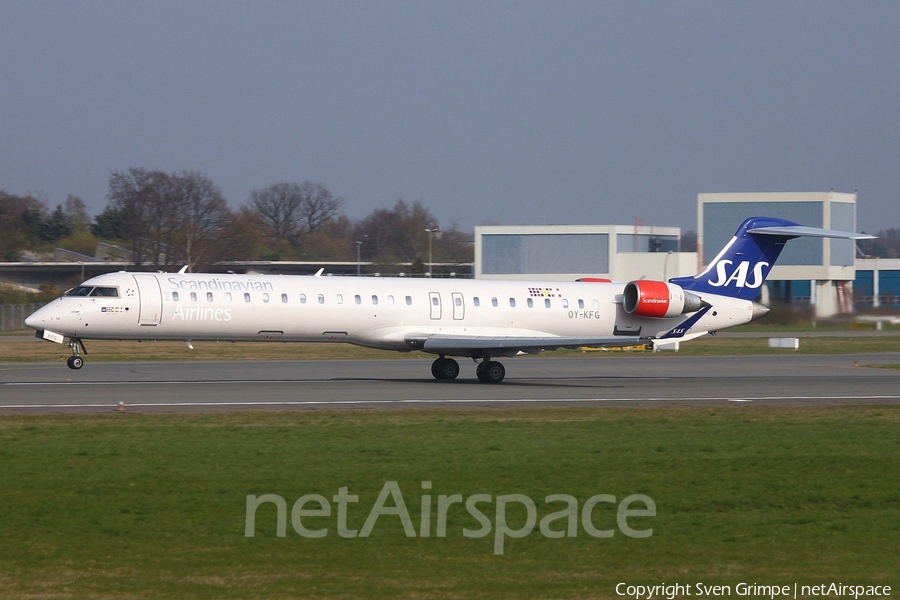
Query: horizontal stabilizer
747 225 875 240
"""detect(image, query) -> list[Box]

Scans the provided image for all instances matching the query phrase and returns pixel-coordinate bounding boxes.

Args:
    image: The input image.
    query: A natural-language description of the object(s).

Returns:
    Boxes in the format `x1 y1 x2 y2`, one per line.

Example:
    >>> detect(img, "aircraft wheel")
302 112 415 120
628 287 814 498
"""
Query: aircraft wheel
431 358 445 379
439 358 459 380
480 361 505 384
431 357 459 380
67 356 84 370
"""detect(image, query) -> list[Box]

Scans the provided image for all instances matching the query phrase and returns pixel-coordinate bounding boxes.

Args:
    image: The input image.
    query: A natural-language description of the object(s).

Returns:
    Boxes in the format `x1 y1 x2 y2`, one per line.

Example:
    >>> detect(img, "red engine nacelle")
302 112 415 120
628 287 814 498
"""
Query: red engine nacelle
623 280 704 318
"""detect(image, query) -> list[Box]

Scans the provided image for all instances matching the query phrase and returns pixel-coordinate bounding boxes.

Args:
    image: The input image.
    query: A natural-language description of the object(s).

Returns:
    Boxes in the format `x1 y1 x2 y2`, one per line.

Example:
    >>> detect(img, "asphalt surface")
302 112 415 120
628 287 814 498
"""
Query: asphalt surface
1 353 899 414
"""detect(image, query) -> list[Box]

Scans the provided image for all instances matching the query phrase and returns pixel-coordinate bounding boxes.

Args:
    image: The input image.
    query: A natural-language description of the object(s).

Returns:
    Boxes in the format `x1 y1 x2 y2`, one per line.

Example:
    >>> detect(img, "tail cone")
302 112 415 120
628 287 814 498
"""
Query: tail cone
751 302 770 321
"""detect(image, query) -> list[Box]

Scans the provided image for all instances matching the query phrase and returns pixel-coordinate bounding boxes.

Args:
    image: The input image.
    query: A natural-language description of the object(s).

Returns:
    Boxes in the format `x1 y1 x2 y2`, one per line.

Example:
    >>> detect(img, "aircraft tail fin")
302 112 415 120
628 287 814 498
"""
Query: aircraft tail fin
669 216 873 301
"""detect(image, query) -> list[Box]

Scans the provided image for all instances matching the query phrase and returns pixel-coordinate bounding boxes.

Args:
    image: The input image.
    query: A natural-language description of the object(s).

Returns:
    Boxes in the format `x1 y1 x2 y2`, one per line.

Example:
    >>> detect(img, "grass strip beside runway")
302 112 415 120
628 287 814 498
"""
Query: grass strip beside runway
0 407 898 599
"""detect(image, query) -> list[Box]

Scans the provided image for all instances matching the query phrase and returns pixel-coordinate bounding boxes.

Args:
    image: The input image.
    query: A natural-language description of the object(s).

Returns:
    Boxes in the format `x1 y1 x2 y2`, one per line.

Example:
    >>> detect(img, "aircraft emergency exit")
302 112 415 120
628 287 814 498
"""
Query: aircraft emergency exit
24 217 872 383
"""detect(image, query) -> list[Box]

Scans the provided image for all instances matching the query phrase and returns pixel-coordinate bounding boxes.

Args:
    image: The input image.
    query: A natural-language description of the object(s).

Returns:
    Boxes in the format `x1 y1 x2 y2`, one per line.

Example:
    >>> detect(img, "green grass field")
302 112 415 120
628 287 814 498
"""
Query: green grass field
1 407 898 599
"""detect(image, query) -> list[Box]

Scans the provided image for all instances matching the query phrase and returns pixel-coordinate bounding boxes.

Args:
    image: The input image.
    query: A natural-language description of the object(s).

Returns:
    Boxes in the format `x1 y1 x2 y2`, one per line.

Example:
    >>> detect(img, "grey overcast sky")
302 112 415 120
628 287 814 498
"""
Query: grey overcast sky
2 1 898 234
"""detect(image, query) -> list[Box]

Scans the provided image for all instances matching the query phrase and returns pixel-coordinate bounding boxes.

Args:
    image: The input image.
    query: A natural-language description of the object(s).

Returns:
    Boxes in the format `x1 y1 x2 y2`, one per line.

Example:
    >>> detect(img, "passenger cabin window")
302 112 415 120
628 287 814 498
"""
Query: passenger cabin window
578 299 585 309
545 298 551 308
300 293 307 304
225 292 232 302
244 293 251 302
190 292 197 302
473 297 480 307
492 297 498 307
281 293 288 303
592 299 600 309
509 298 516 308
336 294 343 304
355 294 361 305
562 299 569 309
207 292 213 302
526 298 533 308
263 293 269 303
372 295 378 305
405 296 412 306
172 291 179 302
388 295 394 305
317 294 325 304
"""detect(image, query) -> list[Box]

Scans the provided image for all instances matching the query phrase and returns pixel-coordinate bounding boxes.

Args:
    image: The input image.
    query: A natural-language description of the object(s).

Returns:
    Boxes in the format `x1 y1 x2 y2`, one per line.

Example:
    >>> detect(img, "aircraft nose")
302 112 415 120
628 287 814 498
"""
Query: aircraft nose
24 310 40 330
24 306 47 330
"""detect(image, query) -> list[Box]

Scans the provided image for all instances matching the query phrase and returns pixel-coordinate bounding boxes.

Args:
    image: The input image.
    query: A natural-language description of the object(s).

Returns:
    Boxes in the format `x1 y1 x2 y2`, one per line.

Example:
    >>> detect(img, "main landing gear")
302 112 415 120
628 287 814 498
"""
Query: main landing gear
431 356 460 380
476 360 505 384
430 356 506 383
66 338 86 370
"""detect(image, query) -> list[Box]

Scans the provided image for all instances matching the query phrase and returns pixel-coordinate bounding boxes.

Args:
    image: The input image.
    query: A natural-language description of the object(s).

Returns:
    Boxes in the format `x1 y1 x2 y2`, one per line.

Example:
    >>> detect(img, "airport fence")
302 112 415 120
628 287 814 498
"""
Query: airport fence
0 304 42 332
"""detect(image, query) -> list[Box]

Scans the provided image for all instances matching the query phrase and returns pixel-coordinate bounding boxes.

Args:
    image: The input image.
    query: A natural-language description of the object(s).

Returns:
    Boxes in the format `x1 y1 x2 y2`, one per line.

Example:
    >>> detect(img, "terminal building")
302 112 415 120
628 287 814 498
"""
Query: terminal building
474 191 882 318
854 258 900 309
474 224 697 283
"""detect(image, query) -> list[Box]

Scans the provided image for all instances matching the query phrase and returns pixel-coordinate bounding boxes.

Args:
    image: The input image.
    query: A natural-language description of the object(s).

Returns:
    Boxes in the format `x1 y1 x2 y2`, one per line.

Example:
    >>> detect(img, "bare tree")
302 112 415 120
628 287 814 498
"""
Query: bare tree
64 195 91 232
250 182 304 246
104 168 231 268
169 171 232 270
105 168 163 264
0 192 46 260
352 199 438 263
247 181 343 257
297 181 343 233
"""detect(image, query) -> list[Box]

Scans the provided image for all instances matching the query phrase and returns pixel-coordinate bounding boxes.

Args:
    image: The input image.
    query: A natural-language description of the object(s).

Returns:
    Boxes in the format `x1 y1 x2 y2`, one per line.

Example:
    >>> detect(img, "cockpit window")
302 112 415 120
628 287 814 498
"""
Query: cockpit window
90 287 118 297
66 286 93 297
65 286 119 298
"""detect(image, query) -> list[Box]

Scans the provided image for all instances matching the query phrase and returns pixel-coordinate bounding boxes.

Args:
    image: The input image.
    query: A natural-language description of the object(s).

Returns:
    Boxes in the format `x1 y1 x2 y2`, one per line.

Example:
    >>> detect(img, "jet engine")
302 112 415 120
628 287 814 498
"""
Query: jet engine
622 280 704 318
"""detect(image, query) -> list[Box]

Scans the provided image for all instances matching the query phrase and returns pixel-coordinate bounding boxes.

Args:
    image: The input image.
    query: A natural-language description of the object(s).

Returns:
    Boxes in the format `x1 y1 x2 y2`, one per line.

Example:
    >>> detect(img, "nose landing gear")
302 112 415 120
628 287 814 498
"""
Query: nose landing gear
66 338 87 370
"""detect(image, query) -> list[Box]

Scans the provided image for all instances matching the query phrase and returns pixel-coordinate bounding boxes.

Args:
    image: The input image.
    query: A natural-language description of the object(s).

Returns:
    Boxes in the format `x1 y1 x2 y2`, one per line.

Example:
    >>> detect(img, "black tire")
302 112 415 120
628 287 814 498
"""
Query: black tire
476 361 488 382
440 358 460 380
481 361 505 384
431 358 445 380
68 356 84 370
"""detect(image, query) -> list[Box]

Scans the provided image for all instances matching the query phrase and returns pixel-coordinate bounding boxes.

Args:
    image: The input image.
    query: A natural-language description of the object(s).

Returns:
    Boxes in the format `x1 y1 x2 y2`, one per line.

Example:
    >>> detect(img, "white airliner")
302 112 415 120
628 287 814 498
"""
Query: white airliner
25 217 871 383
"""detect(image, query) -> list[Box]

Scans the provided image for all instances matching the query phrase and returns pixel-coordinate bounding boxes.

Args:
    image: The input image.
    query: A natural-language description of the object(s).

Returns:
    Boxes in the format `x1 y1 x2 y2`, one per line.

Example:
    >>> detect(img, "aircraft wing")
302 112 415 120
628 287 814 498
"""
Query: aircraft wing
405 334 646 355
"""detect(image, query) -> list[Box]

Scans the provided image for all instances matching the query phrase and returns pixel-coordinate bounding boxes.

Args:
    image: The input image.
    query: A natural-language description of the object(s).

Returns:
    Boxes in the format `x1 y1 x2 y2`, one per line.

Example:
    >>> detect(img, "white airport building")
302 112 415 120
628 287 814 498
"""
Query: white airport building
474 224 697 283
475 191 866 317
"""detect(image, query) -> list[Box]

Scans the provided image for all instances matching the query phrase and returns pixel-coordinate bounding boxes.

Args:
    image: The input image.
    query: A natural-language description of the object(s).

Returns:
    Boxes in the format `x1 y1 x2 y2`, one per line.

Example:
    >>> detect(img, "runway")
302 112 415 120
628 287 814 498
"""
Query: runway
2 353 900 413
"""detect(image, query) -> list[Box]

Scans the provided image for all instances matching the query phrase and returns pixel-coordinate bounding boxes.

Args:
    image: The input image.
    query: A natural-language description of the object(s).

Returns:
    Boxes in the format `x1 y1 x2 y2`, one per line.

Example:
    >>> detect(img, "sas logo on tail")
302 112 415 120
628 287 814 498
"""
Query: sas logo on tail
708 260 769 289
